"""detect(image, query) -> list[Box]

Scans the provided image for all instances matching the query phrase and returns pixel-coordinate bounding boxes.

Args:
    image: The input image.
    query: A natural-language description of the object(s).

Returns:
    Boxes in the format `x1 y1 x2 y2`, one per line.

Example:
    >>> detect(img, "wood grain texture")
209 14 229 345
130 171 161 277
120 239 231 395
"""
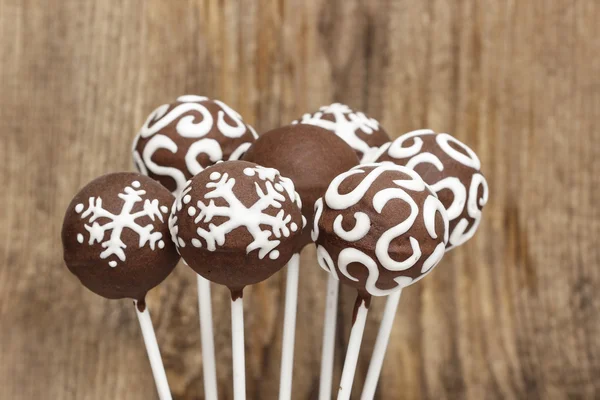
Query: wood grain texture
1 0 599 399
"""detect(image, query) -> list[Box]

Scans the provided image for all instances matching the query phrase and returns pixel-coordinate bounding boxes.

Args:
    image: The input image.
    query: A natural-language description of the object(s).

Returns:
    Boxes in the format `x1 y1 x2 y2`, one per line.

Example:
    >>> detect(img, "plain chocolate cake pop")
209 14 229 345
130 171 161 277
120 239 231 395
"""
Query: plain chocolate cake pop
62 172 180 302
242 124 359 249
291 103 390 163
132 95 258 194
375 129 489 250
169 160 305 293
313 164 449 297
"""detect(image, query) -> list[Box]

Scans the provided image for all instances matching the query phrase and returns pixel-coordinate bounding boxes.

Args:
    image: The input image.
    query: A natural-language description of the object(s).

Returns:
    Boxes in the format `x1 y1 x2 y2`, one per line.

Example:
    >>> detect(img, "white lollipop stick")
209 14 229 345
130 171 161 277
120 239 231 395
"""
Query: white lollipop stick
318 275 339 400
231 293 246 400
279 253 301 400
134 301 173 400
197 275 218 400
360 289 402 400
337 296 370 400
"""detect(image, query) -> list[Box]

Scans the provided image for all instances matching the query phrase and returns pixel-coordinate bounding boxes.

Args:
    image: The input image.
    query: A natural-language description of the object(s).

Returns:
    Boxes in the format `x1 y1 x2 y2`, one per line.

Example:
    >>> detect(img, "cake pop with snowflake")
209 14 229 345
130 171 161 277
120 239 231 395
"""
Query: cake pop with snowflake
292 103 390 163
170 160 305 294
375 129 489 250
62 173 180 303
133 95 258 195
313 163 449 297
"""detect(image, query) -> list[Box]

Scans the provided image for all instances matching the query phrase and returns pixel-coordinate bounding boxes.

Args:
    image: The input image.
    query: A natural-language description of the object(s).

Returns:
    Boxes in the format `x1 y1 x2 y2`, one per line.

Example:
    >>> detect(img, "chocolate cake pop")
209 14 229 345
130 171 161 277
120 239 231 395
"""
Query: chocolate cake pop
169 160 305 293
62 172 180 302
375 129 489 250
242 124 359 249
132 95 258 194
313 163 449 297
291 103 390 163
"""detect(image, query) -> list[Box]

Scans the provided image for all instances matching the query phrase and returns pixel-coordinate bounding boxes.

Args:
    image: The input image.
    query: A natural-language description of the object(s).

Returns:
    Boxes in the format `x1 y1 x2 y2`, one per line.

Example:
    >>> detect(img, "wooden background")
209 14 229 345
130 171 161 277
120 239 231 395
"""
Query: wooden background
1 0 599 399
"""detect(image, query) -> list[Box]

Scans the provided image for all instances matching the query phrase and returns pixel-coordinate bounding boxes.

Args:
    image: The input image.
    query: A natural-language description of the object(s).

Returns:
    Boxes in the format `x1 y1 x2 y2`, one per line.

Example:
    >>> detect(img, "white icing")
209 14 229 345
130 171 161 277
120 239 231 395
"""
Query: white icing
315 164 449 296
448 173 489 248
75 204 84 213
405 152 444 171
423 195 449 242
214 100 247 138
133 96 255 194
380 130 487 250
429 177 466 220
387 129 435 159
76 181 167 267
140 134 188 193
338 248 412 296
292 103 383 161
421 242 445 273
316 245 338 280
325 164 404 210
174 166 302 260
436 133 481 170
373 187 422 271
228 142 252 160
185 138 223 175
333 212 370 242
169 180 192 248
311 197 324 242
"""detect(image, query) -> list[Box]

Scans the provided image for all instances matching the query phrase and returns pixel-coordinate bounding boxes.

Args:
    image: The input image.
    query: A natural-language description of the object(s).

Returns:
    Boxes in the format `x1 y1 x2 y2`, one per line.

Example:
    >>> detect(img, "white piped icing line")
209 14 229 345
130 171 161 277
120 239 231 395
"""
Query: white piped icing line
133 95 257 195
74 181 170 267
170 166 303 260
292 103 383 162
314 164 449 296
378 130 489 250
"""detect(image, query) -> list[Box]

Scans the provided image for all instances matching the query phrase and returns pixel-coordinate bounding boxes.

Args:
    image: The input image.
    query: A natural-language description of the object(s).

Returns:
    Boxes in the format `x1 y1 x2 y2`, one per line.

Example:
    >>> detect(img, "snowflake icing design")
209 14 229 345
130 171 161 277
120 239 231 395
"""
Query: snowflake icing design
173 166 305 260
74 181 169 267
292 103 381 157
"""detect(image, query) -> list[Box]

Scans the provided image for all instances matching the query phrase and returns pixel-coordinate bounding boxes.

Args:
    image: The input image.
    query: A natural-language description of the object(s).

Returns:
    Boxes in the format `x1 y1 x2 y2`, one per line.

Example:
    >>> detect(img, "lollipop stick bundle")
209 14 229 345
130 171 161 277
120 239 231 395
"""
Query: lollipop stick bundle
61 96 488 400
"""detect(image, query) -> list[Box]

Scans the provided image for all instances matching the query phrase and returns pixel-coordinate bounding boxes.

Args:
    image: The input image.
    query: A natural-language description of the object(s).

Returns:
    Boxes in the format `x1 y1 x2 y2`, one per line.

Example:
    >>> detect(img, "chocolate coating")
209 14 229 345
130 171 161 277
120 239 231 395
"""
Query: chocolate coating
242 124 360 249
292 103 390 162
375 129 489 250
169 160 304 292
313 164 449 297
133 95 258 194
62 173 180 301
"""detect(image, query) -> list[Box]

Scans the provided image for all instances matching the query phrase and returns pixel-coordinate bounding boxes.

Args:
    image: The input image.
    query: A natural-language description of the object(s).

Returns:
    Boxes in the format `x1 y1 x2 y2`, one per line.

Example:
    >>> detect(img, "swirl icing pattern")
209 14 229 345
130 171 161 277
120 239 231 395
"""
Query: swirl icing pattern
313 164 449 296
291 103 390 163
169 161 305 290
375 130 489 250
132 95 258 195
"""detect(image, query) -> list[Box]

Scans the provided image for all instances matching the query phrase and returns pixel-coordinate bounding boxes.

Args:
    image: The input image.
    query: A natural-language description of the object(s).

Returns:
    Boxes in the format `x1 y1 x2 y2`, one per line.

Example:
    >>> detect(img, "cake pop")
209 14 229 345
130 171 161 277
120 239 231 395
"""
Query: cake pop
375 129 489 250
170 160 305 292
132 95 258 194
313 163 449 400
62 172 179 303
61 172 179 400
242 124 359 400
169 160 304 400
292 103 390 163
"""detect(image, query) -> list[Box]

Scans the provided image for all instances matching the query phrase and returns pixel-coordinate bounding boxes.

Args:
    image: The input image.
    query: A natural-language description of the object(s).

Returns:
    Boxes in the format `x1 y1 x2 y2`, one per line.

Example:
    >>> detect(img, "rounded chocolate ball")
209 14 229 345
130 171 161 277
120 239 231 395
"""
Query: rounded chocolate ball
169 160 305 292
242 124 360 249
62 173 180 301
292 103 390 163
313 164 449 297
132 95 258 194
375 129 489 250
